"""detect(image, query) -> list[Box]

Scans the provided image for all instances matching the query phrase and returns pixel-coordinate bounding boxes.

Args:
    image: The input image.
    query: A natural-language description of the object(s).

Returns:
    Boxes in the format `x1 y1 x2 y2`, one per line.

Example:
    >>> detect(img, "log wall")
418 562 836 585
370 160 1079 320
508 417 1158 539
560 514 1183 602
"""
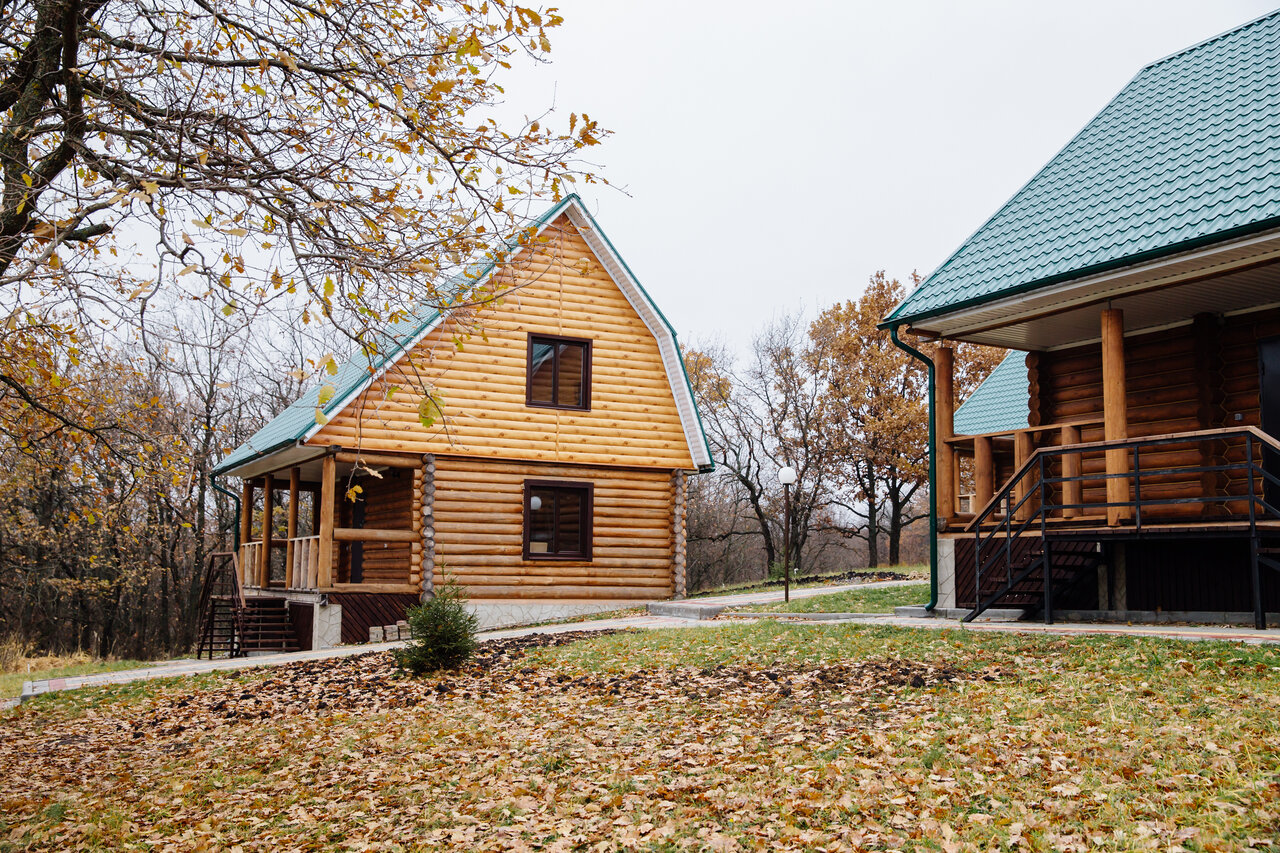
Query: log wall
1029 307 1280 516
431 456 675 600
308 214 696 470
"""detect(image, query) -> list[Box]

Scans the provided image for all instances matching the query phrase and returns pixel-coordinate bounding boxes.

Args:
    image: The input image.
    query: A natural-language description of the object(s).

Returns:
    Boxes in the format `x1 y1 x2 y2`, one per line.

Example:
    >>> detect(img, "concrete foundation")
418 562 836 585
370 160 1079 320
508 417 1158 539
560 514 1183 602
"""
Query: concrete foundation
936 537 957 609
314 603 343 650
466 600 643 631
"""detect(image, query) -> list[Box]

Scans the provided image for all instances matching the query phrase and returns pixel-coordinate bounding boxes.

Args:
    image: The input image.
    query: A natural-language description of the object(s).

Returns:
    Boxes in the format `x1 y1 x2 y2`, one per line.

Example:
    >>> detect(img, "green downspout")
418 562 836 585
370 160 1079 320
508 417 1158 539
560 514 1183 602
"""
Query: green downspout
888 325 938 612
209 472 243 550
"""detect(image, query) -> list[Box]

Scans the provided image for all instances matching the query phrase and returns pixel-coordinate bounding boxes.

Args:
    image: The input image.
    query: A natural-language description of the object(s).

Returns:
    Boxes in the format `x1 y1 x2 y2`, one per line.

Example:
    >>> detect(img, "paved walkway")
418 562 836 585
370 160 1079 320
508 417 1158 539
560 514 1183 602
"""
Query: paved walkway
14 577 1280 705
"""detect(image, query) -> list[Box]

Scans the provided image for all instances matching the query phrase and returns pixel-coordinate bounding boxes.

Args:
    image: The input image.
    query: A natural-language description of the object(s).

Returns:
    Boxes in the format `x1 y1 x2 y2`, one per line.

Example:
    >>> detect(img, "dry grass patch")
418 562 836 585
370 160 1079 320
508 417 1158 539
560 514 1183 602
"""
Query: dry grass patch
0 623 1277 851
0 636 146 699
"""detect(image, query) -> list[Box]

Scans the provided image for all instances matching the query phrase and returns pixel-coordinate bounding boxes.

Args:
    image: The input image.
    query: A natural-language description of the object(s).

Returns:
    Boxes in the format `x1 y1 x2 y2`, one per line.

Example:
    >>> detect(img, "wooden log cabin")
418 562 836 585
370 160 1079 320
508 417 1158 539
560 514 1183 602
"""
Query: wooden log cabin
881 11 1280 628
210 195 713 650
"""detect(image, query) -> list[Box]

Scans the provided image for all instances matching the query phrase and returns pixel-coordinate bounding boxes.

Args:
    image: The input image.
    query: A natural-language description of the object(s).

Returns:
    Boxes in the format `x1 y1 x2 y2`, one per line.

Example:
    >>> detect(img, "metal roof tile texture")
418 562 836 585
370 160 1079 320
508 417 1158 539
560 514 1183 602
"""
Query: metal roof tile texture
887 11 1280 325
212 308 440 474
953 351 1029 436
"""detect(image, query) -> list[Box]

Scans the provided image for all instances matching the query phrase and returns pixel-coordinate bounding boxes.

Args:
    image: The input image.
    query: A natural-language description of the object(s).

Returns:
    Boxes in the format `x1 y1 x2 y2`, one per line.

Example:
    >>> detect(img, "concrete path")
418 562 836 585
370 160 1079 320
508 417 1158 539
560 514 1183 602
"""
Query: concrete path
14 576 1280 705
688 578 924 608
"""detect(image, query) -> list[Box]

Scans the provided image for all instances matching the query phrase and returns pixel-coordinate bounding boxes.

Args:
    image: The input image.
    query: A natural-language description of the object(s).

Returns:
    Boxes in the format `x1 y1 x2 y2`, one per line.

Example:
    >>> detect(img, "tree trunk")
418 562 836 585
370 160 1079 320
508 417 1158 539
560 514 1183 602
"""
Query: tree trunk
888 500 902 566
865 493 881 568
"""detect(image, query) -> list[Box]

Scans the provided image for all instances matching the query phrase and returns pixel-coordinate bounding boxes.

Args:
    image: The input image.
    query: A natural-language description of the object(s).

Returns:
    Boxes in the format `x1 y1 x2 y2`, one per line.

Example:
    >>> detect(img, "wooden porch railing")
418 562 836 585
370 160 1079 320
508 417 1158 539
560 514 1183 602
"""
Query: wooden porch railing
242 531 412 591
944 418 1104 528
289 535 321 590
239 542 263 588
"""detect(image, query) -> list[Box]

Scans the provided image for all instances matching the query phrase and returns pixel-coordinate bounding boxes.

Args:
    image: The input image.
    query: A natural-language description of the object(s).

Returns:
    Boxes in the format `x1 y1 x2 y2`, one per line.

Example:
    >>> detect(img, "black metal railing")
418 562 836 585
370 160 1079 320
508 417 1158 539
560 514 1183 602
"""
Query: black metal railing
963 427 1280 628
196 551 247 659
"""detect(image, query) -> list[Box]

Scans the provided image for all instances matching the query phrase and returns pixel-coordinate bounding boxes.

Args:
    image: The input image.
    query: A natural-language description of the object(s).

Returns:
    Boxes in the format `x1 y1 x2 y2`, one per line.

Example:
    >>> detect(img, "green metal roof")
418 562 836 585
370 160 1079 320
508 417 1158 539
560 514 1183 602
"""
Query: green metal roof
213 194 714 475
211 307 442 475
885 10 1280 327
952 351 1028 435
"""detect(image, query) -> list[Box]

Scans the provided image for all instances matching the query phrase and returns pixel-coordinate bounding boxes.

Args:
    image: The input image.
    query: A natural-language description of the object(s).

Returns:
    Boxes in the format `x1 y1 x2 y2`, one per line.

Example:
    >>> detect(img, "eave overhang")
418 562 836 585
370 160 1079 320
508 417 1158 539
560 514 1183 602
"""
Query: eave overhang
884 223 1280 351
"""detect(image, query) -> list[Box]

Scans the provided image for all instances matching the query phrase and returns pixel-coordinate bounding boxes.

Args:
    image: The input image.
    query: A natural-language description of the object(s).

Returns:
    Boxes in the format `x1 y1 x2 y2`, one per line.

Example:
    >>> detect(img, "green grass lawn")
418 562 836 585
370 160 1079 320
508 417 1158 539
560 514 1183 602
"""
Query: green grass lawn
3 623 1278 851
726 580 930 614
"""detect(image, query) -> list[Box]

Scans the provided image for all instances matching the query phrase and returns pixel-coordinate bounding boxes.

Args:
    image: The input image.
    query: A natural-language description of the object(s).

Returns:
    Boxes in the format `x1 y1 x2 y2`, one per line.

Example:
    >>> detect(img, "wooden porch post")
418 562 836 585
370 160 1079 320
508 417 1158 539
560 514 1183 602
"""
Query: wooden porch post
936 345 956 524
1061 424 1082 518
318 454 336 589
974 436 994 512
259 472 274 587
240 479 254 586
1101 308 1130 525
286 468 299 588
1013 431 1033 521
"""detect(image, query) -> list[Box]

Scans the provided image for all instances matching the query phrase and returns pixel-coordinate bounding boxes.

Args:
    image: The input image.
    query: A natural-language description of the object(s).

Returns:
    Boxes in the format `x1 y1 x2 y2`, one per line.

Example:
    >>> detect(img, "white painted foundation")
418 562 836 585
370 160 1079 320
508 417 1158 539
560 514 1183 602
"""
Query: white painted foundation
466 600 644 631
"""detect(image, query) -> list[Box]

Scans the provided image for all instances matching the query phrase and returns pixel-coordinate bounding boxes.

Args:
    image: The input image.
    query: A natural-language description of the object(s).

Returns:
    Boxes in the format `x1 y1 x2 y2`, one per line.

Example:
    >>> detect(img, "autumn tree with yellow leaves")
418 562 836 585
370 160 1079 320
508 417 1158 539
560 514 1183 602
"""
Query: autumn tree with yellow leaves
0 0 604 655
686 275 1003 581
809 273 1002 566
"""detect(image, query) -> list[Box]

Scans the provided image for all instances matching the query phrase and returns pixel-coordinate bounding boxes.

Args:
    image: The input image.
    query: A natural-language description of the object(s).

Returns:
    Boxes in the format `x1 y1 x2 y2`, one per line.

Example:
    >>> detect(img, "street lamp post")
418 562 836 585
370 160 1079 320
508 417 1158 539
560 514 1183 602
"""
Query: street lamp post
778 466 797 603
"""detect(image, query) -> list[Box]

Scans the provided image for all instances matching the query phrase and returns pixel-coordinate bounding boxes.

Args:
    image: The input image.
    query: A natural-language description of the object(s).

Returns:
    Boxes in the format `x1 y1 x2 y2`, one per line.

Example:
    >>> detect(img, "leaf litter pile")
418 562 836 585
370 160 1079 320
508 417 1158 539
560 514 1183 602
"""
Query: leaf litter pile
1 623 1278 852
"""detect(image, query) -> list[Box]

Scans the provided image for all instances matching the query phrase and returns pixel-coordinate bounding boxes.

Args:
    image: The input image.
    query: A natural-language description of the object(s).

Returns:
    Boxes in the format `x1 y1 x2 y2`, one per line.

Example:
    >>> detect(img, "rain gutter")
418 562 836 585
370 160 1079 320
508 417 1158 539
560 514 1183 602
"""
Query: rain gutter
888 324 938 612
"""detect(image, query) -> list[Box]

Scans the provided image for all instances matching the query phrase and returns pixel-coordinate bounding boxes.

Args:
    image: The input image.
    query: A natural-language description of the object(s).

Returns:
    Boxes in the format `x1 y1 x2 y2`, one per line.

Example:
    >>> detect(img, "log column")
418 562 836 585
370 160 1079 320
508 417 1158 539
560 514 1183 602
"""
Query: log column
239 479 254 585
318 454 336 589
974 436 994 512
1013 431 1033 521
259 472 274 587
410 467 424 592
286 468 299 588
936 345 956 524
420 453 436 598
1101 308 1130 525
1060 424 1082 519
672 470 688 599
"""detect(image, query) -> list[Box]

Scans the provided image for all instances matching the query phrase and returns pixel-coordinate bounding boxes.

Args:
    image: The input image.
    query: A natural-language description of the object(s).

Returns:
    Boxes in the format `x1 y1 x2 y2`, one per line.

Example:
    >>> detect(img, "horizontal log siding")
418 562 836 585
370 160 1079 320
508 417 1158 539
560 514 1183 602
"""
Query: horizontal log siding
1032 307 1280 516
433 457 674 600
308 215 695 470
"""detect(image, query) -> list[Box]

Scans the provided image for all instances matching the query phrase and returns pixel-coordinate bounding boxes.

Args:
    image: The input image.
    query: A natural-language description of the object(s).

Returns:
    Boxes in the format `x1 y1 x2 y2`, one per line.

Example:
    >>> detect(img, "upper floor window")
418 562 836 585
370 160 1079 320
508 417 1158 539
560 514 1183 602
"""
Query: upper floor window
527 334 591 410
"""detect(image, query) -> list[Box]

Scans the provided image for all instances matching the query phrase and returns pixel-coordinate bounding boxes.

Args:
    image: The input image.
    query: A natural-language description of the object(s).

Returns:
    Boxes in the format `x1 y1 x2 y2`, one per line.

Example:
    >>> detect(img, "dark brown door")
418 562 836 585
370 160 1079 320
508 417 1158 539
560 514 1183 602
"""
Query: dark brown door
1261 337 1280 508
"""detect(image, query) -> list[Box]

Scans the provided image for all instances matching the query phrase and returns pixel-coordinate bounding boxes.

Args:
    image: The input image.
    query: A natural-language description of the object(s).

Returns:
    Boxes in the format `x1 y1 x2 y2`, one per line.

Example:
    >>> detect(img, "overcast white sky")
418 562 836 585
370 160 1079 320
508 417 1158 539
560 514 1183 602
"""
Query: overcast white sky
500 0 1277 352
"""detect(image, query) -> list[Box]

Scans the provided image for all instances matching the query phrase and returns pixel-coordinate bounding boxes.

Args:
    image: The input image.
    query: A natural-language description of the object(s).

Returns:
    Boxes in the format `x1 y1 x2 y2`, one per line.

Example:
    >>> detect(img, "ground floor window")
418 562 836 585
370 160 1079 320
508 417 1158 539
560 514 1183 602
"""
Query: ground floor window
523 480 593 560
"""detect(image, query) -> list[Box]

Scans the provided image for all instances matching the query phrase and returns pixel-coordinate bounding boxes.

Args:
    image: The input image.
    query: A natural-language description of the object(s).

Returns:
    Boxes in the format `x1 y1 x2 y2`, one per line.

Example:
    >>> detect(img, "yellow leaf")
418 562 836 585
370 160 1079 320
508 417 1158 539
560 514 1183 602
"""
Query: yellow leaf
418 396 442 428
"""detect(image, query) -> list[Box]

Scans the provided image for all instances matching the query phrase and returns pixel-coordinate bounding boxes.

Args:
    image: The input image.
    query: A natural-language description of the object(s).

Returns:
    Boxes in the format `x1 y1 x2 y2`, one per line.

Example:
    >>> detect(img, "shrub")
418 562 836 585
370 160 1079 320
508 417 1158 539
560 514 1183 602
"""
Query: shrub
392 580 479 675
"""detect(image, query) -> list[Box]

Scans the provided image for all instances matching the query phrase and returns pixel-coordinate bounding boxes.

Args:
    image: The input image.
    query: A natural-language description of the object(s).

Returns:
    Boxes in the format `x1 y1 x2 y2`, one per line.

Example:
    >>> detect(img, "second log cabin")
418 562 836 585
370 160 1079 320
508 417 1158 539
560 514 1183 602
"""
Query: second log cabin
210 195 713 650
882 11 1280 628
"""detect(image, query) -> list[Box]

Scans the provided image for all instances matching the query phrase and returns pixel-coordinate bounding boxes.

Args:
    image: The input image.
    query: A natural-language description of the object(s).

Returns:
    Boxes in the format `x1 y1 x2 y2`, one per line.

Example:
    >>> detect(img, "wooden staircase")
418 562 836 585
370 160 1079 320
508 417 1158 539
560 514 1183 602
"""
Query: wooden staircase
197 552 299 659
239 598 299 654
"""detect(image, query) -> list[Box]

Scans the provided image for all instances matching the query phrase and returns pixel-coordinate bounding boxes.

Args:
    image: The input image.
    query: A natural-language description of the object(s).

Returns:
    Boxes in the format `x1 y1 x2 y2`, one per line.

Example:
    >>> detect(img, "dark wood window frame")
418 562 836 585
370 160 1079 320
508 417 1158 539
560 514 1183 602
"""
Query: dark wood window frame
522 479 594 561
525 333 592 411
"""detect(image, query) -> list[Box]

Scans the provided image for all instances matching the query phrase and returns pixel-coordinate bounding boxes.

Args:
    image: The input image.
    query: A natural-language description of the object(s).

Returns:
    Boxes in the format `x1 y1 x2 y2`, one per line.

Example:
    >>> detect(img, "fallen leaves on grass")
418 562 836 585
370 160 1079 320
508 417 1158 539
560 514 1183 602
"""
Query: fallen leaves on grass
0 624 1276 852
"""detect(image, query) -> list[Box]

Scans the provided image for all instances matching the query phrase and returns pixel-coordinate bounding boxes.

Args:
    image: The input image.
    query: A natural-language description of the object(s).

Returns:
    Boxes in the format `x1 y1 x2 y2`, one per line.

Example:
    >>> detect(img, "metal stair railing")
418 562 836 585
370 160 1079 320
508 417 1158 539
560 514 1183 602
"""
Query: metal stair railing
196 551 247 659
962 426 1280 628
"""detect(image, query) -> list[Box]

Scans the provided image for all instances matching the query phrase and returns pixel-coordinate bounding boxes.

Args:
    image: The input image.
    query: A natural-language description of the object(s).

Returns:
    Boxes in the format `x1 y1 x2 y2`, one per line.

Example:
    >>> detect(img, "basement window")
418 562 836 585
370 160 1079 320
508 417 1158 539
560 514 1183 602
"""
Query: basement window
527 334 591 410
523 480 593 561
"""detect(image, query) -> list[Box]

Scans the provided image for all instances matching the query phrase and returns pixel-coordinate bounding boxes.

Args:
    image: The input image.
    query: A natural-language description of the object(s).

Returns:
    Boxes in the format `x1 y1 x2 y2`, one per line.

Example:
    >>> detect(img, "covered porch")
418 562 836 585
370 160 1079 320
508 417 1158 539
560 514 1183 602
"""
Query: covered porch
928 257 1280 627
236 449 433 597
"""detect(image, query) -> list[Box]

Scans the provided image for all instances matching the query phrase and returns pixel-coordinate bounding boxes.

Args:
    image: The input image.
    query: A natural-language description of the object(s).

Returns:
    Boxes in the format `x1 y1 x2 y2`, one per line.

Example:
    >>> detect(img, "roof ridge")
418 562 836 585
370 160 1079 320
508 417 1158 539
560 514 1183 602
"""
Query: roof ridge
1141 7 1280 71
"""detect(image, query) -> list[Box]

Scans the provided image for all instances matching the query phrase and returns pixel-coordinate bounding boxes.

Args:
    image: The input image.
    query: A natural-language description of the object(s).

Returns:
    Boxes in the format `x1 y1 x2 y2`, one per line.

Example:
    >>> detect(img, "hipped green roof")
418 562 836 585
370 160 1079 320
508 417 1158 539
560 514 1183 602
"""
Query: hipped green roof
886 10 1280 327
953 351 1029 435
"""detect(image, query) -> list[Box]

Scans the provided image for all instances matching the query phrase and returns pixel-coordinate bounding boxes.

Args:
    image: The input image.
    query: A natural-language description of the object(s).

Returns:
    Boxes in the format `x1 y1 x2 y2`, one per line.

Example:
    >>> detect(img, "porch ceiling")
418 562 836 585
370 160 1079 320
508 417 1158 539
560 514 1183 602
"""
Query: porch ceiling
911 227 1280 351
